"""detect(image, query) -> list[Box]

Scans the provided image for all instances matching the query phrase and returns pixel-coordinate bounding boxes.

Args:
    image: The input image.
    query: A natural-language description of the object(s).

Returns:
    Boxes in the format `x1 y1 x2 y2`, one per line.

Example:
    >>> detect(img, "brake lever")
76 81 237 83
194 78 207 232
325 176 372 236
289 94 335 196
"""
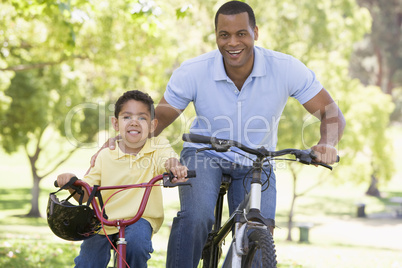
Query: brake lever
196 147 214 153
196 146 231 153
295 150 315 165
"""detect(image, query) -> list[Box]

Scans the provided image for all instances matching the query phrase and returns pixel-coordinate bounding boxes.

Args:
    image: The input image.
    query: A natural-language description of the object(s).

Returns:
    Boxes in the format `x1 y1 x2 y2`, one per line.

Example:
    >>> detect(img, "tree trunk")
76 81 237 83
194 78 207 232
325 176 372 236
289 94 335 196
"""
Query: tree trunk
23 130 79 218
286 166 298 241
27 174 42 217
26 144 43 218
366 174 381 197
286 195 297 241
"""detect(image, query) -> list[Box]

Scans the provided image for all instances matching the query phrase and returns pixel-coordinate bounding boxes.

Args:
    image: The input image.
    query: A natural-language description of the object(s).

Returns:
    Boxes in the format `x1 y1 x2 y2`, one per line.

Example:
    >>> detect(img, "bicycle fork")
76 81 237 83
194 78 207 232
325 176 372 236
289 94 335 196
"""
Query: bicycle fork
230 156 270 267
116 222 128 268
204 157 271 267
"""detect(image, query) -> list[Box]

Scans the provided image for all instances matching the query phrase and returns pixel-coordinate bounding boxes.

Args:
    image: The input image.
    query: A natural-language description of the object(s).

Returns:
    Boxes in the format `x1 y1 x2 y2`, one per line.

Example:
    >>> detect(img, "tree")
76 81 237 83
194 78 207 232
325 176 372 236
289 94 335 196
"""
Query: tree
0 0 197 217
351 0 402 121
1 68 105 217
348 0 402 193
0 0 102 217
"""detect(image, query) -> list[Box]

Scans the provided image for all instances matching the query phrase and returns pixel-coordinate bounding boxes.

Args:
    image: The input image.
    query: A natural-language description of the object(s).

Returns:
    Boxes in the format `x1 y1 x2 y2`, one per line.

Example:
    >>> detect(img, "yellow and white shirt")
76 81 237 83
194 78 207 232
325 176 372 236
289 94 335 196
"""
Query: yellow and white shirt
84 136 178 235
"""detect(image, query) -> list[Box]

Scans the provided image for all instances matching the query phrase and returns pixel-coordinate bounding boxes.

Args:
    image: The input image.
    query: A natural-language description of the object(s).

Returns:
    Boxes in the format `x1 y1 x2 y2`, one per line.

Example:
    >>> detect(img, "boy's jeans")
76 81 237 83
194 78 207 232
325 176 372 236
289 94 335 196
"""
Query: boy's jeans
167 147 276 268
74 218 153 268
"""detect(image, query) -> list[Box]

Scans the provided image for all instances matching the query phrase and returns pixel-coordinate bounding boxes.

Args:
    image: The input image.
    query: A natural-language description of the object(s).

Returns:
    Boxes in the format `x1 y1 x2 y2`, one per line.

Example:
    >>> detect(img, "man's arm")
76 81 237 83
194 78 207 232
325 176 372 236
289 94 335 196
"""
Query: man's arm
154 96 184 137
302 88 346 164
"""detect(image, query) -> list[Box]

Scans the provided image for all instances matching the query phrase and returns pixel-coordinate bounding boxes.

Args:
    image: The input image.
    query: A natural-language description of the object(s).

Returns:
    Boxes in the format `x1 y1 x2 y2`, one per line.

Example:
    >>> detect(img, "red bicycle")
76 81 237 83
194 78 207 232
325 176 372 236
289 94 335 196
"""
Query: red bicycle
47 171 195 268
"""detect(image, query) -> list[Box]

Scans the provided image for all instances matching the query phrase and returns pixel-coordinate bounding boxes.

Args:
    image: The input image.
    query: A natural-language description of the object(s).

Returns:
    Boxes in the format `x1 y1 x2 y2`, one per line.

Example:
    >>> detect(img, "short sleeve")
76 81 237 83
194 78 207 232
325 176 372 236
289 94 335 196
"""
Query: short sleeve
152 137 179 175
83 150 103 186
164 64 195 110
287 57 323 104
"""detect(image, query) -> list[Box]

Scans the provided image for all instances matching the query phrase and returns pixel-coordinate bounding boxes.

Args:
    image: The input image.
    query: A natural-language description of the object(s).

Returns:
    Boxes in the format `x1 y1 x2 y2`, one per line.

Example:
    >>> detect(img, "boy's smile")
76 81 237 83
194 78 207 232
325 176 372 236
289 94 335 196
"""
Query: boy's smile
112 99 157 154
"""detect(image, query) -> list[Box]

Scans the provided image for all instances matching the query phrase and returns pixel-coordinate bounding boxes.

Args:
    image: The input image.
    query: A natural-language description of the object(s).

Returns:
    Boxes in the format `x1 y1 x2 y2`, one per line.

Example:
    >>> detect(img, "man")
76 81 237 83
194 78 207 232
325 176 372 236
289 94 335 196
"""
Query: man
154 1 345 267
92 1 345 267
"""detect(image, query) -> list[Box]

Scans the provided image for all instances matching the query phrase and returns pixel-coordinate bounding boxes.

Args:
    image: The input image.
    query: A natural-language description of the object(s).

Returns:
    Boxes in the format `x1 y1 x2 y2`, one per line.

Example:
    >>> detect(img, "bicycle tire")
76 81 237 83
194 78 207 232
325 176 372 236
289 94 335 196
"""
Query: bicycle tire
241 229 277 268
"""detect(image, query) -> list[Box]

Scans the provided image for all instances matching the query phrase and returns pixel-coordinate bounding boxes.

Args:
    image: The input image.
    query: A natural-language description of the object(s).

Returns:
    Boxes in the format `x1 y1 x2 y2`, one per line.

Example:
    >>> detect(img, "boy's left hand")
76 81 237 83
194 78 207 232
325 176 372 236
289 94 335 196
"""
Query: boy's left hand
170 166 189 183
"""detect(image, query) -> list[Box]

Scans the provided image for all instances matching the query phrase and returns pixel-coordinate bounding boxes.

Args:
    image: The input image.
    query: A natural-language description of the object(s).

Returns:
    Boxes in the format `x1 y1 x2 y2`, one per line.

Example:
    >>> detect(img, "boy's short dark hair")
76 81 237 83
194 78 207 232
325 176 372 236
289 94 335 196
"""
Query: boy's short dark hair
214 1 256 30
114 90 155 119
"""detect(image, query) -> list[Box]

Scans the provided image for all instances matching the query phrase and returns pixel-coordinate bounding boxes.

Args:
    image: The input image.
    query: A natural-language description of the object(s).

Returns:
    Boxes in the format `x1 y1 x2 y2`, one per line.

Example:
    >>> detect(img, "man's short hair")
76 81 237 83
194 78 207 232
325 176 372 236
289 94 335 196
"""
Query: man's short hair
214 1 256 30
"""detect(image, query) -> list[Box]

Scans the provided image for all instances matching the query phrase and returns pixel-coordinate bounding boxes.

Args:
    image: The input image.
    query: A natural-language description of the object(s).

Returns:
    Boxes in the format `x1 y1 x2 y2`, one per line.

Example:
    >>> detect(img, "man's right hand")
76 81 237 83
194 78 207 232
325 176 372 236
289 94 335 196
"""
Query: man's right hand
89 135 120 168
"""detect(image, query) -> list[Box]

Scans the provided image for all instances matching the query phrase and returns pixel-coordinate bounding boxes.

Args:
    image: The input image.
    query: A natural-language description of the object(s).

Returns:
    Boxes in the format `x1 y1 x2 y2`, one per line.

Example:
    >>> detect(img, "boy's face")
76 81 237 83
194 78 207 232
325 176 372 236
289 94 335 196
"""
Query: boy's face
112 99 157 154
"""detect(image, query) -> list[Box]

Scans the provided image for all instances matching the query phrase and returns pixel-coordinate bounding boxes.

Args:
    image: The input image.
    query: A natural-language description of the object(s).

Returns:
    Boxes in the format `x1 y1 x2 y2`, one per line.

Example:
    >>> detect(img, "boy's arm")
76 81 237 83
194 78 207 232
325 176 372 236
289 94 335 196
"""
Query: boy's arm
164 157 188 183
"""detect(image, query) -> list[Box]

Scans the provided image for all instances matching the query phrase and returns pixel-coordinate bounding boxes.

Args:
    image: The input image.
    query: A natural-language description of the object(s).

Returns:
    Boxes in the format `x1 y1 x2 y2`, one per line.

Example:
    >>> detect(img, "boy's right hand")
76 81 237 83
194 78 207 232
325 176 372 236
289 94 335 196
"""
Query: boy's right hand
170 165 189 184
56 173 77 189
89 135 120 170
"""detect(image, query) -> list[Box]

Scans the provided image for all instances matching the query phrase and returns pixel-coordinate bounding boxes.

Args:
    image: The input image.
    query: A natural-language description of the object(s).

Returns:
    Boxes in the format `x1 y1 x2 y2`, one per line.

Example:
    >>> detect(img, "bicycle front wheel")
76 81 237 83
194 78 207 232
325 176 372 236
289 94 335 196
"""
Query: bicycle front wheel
241 228 277 268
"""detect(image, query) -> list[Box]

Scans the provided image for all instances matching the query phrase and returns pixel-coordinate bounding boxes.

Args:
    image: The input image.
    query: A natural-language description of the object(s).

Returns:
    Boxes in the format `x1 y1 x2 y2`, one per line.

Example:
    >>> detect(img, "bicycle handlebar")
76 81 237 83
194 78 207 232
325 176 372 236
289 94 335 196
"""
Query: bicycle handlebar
53 170 196 227
182 133 339 170
54 170 197 188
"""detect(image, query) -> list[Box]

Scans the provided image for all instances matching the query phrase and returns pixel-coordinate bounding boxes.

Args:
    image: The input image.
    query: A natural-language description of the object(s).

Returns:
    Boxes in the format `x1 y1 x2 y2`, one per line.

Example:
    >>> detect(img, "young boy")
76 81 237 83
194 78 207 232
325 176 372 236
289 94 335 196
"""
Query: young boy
56 90 188 268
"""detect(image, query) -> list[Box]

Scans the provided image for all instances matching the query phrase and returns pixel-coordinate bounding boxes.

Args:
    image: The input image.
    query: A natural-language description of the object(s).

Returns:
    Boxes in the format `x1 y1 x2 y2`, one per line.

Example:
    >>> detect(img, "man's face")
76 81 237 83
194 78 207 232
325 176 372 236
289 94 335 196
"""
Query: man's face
215 12 258 71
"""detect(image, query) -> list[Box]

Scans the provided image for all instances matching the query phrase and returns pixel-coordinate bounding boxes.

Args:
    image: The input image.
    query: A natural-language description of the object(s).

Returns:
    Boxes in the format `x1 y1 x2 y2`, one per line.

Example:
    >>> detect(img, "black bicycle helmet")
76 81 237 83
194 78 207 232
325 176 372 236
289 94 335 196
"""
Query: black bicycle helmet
47 178 101 241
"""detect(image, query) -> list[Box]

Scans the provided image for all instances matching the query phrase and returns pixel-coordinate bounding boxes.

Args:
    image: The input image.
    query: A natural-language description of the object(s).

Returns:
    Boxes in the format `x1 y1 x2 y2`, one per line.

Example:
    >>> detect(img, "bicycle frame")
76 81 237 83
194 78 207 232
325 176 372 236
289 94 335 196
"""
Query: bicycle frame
67 171 194 268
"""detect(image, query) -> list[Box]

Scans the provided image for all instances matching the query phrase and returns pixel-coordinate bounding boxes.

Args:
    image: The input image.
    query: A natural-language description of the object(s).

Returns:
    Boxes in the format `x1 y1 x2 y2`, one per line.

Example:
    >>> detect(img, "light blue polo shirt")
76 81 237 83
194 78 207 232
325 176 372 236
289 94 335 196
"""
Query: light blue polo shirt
164 46 322 165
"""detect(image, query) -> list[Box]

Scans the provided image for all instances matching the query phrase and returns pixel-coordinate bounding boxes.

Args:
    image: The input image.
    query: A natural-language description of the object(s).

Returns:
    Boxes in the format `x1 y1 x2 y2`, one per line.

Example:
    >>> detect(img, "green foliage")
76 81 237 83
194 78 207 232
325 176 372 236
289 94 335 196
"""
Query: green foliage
351 0 402 119
0 0 211 216
0 0 200 154
338 84 395 182
250 0 371 61
0 66 104 153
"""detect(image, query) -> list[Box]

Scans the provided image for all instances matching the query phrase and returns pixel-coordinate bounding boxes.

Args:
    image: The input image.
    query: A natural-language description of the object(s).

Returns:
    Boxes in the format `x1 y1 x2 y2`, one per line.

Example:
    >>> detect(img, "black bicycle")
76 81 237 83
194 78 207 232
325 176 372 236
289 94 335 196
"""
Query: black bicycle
182 133 338 268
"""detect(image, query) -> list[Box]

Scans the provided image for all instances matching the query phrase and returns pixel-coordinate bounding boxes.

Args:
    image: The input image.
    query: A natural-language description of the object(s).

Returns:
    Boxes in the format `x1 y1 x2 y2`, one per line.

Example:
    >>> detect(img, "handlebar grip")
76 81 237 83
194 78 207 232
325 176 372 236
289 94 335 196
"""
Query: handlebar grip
182 133 212 144
187 170 196 178
54 176 80 189
163 170 196 188
310 150 340 163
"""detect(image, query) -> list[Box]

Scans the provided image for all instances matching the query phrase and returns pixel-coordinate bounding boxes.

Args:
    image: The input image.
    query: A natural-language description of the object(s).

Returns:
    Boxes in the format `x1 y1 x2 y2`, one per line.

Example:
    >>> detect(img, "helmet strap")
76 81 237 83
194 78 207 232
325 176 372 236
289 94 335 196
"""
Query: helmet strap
52 176 85 205
86 185 109 220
